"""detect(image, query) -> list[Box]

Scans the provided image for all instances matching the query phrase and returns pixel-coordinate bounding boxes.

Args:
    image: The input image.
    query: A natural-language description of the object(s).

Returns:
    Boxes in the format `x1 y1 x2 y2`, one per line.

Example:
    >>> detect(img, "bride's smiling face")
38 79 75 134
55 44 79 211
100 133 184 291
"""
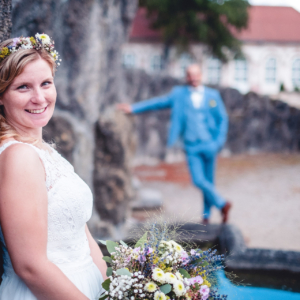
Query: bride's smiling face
0 58 56 133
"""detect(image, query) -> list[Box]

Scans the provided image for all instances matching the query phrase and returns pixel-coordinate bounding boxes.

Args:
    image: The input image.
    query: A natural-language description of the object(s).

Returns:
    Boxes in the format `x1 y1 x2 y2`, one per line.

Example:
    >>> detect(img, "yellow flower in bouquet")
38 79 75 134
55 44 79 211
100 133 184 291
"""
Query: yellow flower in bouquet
164 272 177 284
173 280 186 297
152 268 166 283
154 291 166 300
144 282 158 292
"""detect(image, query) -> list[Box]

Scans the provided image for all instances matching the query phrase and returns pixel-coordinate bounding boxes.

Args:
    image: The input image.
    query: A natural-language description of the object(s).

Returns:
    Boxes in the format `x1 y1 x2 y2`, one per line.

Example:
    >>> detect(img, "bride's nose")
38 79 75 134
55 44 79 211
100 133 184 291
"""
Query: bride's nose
31 87 46 104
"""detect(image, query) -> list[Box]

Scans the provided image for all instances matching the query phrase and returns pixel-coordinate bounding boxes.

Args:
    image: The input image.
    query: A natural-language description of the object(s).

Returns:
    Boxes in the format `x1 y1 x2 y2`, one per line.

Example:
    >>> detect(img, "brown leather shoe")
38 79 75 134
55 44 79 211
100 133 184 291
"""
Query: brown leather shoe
221 202 232 223
202 218 209 225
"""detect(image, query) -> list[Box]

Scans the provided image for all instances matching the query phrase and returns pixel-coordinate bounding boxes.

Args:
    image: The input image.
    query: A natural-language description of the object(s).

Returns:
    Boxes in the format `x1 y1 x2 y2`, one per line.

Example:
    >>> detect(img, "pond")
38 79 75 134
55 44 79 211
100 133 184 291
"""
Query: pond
217 270 300 299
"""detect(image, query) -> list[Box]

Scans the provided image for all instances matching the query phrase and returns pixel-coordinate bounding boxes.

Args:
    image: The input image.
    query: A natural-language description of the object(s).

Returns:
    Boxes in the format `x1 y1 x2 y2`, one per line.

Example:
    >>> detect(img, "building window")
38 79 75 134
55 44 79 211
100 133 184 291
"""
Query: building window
151 55 163 71
265 58 276 83
207 58 222 84
235 59 248 82
180 53 193 77
122 53 135 69
292 59 300 88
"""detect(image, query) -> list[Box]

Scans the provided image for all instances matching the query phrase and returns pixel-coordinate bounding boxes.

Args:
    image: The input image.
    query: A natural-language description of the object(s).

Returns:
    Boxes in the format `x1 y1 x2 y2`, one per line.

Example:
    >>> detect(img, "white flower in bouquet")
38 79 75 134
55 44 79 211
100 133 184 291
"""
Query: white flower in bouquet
175 271 184 281
154 291 166 300
170 241 184 253
164 272 177 284
144 281 157 292
152 268 166 283
173 280 186 297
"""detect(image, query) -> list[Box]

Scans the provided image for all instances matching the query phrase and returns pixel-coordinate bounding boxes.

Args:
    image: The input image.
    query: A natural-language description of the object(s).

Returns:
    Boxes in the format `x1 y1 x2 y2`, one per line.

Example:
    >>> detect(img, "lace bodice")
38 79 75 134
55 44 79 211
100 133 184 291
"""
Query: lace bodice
0 141 93 272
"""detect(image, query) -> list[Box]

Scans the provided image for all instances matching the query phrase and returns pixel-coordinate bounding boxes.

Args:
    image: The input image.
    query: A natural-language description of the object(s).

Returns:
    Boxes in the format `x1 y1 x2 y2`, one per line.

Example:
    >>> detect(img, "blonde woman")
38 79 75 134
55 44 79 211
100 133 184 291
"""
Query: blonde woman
0 34 106 299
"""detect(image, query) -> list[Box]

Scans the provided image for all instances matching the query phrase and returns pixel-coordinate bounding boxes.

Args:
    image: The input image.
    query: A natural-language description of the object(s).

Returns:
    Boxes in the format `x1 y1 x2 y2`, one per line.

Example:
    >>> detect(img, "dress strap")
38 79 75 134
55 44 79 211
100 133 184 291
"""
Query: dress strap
0 140 22 155
0 140 48 186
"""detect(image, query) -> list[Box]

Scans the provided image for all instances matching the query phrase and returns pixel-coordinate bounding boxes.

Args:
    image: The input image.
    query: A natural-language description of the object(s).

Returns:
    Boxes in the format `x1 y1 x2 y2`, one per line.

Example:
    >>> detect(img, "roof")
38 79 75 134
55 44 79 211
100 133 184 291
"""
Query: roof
130 6 300 43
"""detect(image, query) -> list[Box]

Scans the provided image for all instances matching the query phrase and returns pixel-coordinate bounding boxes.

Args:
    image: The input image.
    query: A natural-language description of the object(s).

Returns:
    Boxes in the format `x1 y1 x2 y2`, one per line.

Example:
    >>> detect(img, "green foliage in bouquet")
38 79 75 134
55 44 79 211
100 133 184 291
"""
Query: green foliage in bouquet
99 223 227 300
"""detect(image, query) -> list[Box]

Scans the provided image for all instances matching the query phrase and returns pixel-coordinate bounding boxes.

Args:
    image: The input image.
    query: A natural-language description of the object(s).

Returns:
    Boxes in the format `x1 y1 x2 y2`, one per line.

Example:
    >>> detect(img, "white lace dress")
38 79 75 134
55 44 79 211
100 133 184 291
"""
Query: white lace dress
0 141 104 300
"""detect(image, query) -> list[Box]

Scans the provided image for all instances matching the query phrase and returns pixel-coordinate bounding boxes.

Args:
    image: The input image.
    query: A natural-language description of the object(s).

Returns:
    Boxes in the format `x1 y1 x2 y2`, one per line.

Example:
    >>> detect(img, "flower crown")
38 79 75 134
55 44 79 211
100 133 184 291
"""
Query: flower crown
0 33 61 67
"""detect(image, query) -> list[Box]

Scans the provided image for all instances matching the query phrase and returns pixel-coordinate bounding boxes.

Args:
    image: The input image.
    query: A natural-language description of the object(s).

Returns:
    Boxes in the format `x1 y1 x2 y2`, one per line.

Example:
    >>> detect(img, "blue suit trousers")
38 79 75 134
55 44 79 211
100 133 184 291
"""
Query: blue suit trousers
186 152 226 218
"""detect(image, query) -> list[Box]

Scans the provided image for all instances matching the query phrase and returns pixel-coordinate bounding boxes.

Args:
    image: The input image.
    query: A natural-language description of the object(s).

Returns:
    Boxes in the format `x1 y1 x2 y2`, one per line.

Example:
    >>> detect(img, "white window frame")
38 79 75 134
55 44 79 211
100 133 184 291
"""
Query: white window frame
122 53 136 69
265 58 276 83
234 59 248 82
150 55 163 72
292 58 300 88
207 58 222 84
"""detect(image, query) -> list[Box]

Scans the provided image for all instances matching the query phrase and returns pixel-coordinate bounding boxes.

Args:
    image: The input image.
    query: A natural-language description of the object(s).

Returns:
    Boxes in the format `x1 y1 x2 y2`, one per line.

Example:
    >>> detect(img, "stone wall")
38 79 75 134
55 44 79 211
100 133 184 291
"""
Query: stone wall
123 69 300 161
12 0 138 238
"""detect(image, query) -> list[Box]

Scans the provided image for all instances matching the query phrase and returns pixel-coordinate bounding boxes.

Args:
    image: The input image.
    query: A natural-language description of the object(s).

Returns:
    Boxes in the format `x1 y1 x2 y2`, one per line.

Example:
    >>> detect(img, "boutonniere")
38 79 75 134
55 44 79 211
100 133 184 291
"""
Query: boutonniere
209 99 217 108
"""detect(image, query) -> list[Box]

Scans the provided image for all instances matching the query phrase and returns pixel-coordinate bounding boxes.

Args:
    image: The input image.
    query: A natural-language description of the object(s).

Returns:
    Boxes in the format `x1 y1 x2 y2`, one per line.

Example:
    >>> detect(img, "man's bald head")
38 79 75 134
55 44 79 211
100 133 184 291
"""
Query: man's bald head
186 64 202 87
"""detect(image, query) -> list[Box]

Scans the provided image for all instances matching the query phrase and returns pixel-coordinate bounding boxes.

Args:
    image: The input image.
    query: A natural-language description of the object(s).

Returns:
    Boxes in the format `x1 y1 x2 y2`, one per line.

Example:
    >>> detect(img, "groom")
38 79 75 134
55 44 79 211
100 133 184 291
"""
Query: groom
118 64 231 224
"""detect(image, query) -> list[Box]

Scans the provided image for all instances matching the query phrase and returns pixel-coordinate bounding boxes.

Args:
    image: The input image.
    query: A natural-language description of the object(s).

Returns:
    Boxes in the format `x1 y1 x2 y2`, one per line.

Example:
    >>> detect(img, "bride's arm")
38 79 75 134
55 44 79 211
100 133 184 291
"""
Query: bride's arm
85 225 108 280
0 144 89 300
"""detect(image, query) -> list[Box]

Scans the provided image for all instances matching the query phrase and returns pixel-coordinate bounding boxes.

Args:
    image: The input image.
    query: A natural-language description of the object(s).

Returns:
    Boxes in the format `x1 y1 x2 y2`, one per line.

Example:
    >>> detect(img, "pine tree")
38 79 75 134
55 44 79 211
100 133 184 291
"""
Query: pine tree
0 0 12 42
139 0 249 62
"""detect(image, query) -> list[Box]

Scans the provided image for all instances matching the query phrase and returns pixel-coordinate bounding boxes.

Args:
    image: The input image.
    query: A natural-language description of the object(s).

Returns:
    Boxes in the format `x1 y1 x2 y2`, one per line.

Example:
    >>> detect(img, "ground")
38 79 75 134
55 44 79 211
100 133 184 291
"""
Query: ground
133 153 300 251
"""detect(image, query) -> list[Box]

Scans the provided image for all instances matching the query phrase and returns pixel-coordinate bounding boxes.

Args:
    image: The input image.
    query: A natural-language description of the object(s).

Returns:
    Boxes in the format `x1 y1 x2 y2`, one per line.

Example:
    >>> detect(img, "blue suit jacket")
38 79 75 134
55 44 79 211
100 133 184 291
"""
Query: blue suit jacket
132 85 228 150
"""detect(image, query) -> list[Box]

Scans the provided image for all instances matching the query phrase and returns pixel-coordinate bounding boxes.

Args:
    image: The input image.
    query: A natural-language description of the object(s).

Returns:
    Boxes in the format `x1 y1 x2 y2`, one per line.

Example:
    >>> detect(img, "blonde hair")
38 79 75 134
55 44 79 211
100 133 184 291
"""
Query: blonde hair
0 38 56 144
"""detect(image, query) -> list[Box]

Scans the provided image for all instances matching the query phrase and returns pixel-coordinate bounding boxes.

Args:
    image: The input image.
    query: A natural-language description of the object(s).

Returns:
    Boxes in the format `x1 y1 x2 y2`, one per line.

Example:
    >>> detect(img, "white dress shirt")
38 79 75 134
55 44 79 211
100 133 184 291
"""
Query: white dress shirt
190 85 205 109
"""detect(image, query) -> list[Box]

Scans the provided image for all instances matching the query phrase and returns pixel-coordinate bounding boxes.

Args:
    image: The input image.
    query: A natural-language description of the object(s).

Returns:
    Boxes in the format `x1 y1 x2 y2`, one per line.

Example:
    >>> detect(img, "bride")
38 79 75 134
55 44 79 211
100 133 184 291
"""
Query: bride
0 34 106 299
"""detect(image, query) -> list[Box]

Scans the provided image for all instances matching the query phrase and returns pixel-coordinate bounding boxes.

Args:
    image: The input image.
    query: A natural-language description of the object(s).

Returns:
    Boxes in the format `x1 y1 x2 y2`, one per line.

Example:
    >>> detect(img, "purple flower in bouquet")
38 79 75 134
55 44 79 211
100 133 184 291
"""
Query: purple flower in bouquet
200 285 210 297
189 275 203 285
181 250 189 263
133 247 140 253
138 254 146 263
190 249 196 256
147 247 154 254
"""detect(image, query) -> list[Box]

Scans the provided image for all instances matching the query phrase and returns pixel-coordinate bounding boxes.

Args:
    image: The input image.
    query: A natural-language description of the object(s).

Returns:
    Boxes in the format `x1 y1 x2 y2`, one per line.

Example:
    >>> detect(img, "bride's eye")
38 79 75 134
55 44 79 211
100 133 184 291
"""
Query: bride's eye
42 81 52 86
17 84 28 90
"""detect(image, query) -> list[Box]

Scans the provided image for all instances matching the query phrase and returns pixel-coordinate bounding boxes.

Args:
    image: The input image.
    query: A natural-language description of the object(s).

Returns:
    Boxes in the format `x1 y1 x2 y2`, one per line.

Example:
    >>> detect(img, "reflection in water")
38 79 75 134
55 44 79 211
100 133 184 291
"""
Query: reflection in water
217 270 300 299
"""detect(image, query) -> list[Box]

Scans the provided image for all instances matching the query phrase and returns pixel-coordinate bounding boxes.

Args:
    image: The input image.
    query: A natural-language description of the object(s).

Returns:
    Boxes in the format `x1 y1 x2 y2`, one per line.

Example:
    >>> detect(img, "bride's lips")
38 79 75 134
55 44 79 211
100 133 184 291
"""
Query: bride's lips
25 106 48 114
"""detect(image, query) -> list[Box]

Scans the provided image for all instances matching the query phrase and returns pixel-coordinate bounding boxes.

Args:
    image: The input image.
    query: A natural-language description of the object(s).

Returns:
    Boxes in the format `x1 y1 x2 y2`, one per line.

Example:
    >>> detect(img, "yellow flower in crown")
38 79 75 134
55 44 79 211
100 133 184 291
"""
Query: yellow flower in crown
1 47 9 56
144 282 157 292
35 33 51 45
30 37 36 45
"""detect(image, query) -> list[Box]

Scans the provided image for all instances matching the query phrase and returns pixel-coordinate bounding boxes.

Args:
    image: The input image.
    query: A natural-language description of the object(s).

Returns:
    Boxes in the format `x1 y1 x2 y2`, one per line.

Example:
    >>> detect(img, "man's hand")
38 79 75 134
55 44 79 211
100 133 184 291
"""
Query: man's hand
116 103 133 114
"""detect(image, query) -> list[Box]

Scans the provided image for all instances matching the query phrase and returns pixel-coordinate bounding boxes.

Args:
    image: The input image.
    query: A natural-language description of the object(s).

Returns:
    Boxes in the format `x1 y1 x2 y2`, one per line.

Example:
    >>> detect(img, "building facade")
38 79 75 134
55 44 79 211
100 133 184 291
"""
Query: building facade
122 6 300 95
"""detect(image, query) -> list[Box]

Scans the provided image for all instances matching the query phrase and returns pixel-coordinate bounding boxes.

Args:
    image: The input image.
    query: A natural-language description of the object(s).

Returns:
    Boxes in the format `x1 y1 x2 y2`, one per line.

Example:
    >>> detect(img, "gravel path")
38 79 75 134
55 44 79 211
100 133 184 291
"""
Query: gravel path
133 154 300 251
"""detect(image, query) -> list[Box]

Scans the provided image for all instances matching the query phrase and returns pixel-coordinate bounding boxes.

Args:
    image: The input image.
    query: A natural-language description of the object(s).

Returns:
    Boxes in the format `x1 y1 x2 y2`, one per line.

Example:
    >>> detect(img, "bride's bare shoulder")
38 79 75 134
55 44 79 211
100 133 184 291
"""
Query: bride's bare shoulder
0 141 43 178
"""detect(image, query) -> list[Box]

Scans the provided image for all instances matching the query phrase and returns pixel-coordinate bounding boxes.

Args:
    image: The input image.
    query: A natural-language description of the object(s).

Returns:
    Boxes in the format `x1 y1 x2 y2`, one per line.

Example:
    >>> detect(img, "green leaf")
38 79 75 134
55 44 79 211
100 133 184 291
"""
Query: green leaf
116 268 132 277
102 256 113 264
193 258 203 264
195 283 200 290
201 261 209 267
135 232 148 248
98 240 107 245
106 240 118 254
120 240 128 247
160 284 172 294
106 267 113 277
179 268 191 278
102 278 111 291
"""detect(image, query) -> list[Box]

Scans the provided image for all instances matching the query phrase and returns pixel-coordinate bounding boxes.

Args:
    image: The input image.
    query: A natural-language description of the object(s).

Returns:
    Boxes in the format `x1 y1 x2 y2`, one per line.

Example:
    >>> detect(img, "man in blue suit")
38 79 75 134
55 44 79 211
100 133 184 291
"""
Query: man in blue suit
118 64 232 224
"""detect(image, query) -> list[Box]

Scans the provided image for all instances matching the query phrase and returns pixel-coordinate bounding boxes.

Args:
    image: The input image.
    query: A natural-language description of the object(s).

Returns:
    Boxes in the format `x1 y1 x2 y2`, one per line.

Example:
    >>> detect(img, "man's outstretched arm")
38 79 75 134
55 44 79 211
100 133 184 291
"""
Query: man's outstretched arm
117 90 174 114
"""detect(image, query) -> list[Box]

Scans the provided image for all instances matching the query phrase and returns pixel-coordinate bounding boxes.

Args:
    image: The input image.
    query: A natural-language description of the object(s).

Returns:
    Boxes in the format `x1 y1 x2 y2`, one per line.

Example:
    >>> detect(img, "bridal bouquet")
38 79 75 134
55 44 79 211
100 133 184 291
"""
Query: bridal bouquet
99 224 227 300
